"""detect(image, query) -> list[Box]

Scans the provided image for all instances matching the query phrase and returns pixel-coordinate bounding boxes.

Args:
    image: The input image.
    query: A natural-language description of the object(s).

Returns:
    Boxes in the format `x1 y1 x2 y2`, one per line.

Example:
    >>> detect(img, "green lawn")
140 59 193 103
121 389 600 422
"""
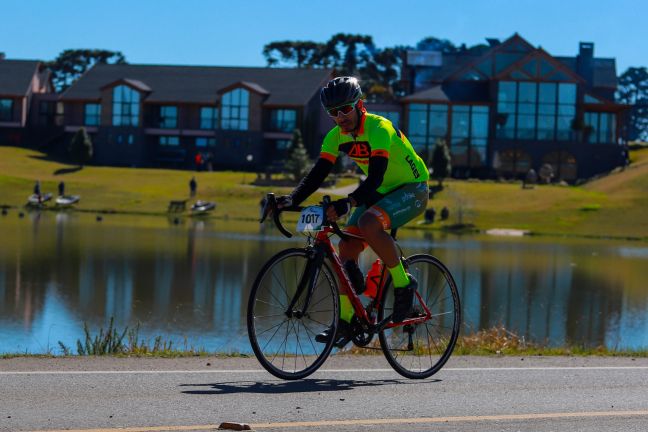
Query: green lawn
1 146 647 240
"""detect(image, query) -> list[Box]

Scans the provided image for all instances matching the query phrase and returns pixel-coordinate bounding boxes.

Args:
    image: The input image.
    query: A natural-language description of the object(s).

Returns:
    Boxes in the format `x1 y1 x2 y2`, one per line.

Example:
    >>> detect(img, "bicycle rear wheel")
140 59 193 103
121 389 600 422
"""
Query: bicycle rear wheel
247 248 338 380
378 254 461 379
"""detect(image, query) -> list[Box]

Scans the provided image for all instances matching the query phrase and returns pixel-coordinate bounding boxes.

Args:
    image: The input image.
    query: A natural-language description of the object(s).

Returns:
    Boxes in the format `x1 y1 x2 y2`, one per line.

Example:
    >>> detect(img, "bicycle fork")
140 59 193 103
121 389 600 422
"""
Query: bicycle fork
285 245 326 319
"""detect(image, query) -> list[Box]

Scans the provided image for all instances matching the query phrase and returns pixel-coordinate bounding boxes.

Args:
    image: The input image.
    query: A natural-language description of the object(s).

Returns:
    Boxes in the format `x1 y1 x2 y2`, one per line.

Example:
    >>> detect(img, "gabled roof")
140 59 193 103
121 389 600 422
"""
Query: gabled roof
402 82 490 103
217 81 270 96
61 64 333 105
0 60 41 96
100 78 152 92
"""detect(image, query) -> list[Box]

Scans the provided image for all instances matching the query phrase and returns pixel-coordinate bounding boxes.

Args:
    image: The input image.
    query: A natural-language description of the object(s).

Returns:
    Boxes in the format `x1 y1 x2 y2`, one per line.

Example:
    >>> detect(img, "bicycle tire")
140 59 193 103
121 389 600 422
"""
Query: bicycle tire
378 254 461 379
247 248 338 380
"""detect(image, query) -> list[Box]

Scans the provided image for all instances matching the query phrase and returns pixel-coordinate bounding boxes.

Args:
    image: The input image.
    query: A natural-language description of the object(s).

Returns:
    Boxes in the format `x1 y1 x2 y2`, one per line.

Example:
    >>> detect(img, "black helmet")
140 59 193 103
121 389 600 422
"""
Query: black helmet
320 76 362 109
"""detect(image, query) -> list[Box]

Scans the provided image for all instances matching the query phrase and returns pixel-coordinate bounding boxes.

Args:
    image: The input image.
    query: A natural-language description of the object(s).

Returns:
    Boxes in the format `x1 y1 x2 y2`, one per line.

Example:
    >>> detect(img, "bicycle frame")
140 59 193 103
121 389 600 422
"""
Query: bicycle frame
308 226 433 332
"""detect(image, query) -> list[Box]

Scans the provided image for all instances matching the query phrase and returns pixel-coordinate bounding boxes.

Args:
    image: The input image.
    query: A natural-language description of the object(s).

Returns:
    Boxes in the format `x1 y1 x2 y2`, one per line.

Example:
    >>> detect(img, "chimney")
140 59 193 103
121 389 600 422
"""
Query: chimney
577 42 594 86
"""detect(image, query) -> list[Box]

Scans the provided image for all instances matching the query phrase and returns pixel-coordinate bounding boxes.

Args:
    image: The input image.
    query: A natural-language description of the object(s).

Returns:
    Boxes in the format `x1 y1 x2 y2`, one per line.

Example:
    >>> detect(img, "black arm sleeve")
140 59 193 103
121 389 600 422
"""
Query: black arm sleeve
348 156 388 206
290 158 334 205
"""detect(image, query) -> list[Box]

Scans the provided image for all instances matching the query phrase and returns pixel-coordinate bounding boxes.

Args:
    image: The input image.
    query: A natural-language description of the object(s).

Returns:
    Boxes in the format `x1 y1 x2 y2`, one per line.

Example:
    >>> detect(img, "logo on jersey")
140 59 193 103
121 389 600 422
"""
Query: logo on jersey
347 142 370 158
405 155 420 179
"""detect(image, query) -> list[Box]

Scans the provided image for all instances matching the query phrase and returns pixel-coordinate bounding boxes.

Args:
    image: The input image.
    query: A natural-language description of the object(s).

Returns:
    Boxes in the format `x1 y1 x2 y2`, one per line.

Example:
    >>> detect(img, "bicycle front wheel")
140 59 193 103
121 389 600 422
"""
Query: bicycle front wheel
378 254 461 379
247 248 338 380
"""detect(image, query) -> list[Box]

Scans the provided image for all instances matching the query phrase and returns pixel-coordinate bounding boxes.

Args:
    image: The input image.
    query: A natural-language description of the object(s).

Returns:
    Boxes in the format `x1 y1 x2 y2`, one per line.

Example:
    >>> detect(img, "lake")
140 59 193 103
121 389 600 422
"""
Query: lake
1 210 647 354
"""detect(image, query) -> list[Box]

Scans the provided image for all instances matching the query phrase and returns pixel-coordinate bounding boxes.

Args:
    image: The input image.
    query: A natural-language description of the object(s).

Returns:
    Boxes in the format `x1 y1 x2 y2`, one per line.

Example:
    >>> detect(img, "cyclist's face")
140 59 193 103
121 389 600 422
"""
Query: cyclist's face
329 105 359 133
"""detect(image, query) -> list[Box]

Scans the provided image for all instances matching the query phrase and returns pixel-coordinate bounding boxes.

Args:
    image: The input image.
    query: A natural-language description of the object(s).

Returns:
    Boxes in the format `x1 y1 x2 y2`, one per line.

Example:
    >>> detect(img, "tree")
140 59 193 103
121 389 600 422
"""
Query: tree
284 129 311 181
617 67 648 141
430 139 451 188
47 49 127 92
68 127 93 167
262 41 325 68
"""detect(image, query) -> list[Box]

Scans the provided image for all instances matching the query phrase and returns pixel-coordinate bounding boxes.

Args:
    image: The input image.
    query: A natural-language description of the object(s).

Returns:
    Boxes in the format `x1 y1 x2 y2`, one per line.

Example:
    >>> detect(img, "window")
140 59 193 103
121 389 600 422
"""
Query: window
373 111 400 126
584 112 616 144
159 136 180 146
556 83 576 141
450 105 489 167
0 99 13 121
270 109 297 132
112 85 140 126
496 81 576 141
221 88 249 130
195 137 216 147
159 106 177 128
407 103 448 155
200 107 219 129
276 139 291 150
38 101 63 126
84 104 101 126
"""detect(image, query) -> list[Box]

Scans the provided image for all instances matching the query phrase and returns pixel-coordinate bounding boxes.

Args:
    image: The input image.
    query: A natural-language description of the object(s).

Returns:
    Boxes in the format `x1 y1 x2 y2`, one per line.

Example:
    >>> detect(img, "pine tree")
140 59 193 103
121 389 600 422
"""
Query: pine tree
430 139 451 188
284 129 311 181
68 127 93 167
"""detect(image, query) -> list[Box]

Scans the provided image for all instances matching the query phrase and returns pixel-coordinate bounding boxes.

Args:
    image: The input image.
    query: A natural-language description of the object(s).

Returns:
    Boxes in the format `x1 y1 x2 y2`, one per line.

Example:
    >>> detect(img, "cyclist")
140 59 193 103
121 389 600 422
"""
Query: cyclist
277 76 429 346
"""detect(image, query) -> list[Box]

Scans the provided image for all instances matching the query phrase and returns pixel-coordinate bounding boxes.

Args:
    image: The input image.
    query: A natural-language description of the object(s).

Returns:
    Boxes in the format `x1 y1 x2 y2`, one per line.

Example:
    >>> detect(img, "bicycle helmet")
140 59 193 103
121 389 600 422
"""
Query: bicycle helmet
320 76 362 109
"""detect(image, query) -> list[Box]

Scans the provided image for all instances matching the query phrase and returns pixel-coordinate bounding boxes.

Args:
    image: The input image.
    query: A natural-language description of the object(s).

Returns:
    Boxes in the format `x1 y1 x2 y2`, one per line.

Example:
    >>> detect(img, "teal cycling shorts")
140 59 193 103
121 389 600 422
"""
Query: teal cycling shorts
343 181 428 237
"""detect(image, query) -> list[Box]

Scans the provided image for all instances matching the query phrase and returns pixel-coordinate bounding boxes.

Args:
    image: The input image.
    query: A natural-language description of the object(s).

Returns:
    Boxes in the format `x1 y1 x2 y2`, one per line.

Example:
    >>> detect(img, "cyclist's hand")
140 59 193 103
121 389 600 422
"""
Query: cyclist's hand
276 195 293 209
326 198 351 220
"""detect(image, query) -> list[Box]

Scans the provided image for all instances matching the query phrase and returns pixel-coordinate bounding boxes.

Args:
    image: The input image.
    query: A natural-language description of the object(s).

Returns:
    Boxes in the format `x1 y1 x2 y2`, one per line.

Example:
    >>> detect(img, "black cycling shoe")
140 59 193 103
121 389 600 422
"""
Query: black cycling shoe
315 319 353 348
391 274 418 323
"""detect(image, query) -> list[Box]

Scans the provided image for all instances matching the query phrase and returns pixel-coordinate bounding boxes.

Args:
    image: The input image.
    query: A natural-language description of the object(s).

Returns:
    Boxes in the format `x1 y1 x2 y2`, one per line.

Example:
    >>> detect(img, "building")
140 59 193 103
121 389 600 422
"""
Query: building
0 58 58 148
58 64 333 169
398 34 628 181
1 34 630 180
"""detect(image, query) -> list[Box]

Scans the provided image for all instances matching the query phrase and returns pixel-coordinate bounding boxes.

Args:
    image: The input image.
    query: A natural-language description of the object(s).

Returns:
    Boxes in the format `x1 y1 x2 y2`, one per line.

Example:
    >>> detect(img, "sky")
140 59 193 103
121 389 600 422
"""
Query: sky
2 0 646 74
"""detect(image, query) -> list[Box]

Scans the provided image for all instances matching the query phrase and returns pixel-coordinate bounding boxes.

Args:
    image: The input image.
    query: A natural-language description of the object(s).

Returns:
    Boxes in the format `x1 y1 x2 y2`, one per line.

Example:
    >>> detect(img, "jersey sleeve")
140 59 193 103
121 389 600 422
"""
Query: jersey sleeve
320 128 340 163
368 120 394 158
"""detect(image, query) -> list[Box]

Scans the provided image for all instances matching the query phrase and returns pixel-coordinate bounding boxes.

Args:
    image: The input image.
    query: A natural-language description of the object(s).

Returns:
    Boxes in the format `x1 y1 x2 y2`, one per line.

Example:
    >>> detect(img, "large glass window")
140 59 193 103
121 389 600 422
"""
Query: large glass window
557 83 576 141
496 81 576 141
221 88 249 130
516 82 536 139
373 111 400 126
584 112 616 144
537 83 557 140
0 99 13 121
159 136 180 146
407 103 448 155
196 137 216 147
84 104 101 126
451 105 489 167
270 109 297 132
112 85 140 126
159 106 177 129
200 107 219 129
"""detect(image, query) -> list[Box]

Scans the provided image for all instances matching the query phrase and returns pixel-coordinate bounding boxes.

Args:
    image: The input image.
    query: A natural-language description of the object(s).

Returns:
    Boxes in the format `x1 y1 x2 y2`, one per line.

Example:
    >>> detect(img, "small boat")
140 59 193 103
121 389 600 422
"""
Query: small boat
56 195 81 206
27 193 52 205
191 200 216 213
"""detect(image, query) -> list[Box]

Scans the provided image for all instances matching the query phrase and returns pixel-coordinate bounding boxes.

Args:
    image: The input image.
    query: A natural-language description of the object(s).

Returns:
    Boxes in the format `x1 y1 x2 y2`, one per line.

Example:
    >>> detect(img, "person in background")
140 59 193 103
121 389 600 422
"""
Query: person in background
189 176 197 197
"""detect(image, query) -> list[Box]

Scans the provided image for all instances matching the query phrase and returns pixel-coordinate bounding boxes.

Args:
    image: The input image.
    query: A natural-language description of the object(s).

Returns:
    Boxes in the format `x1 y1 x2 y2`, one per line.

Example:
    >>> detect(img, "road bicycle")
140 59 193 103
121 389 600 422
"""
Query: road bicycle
247 193 461 380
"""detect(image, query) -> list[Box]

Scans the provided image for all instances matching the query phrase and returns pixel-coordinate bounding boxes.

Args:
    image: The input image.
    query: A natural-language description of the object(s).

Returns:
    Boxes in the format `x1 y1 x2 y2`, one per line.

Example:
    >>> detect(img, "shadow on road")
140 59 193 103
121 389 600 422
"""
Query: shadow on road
180 378 440 395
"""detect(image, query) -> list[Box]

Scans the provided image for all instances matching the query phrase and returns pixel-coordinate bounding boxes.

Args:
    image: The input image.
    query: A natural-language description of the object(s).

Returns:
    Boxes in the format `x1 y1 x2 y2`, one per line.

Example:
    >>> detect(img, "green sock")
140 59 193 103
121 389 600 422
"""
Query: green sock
388 262 410 288
339 295 354 323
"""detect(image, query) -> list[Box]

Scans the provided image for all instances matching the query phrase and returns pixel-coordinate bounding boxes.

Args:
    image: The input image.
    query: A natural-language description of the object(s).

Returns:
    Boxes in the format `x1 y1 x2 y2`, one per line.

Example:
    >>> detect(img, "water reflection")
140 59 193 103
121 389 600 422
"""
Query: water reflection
0 212 647 354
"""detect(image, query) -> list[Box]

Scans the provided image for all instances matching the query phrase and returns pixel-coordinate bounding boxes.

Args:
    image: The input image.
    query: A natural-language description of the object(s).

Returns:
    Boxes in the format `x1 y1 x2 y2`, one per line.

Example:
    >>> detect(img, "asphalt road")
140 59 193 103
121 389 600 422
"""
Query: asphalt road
1 355 648 432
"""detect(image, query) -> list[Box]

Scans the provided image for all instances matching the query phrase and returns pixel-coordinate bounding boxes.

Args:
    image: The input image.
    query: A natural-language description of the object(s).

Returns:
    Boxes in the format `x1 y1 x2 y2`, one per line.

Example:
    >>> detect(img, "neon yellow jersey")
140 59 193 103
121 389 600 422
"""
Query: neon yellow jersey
320 112 429 194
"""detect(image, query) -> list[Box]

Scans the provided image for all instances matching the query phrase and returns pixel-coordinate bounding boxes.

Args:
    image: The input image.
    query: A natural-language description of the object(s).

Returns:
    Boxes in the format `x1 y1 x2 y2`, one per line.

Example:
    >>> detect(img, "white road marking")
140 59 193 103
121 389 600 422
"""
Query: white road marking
1 366 648 375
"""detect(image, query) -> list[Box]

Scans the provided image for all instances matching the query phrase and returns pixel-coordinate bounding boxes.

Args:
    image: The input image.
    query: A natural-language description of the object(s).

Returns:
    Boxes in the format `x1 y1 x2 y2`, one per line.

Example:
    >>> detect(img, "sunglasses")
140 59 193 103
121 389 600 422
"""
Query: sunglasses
327 103 356 117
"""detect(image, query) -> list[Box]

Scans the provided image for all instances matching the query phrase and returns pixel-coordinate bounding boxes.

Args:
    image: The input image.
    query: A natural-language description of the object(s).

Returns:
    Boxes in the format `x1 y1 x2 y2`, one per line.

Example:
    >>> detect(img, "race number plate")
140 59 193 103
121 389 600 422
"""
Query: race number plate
296 206 324 233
